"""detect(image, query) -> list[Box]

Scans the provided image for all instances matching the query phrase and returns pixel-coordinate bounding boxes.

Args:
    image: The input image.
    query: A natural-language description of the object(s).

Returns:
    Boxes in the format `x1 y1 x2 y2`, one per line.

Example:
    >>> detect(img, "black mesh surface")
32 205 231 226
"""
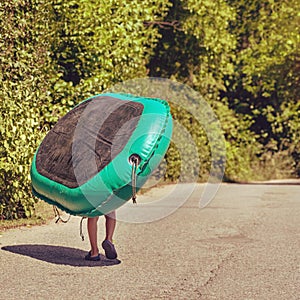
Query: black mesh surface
36 96 144 188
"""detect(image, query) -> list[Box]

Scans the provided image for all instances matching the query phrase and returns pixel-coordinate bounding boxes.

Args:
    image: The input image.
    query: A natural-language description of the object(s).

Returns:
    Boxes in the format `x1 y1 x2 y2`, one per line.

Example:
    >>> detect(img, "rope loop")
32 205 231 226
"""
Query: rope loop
53 206 71 223
129 154 141 204
79 217 86 241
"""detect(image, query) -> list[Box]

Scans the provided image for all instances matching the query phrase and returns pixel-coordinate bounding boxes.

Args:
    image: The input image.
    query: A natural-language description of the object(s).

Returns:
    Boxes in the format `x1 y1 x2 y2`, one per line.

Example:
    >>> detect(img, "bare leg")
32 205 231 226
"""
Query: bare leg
87 216 99 257
104 211 116 242
102 211 118 259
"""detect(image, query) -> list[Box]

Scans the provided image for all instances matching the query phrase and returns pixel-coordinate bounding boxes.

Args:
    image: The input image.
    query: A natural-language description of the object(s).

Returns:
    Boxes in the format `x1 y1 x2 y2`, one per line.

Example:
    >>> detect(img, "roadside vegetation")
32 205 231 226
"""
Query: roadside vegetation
1 0 299 221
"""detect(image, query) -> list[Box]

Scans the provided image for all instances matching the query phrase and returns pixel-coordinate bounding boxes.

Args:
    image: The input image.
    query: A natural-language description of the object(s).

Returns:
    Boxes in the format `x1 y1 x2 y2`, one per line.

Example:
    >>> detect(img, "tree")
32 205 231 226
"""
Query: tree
50 0 171 105
148 0 263 181
225 0 300 176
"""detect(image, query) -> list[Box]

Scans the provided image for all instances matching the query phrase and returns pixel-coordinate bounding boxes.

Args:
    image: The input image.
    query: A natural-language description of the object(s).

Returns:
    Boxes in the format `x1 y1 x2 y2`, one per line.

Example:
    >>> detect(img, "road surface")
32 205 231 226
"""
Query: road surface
1 182 299 299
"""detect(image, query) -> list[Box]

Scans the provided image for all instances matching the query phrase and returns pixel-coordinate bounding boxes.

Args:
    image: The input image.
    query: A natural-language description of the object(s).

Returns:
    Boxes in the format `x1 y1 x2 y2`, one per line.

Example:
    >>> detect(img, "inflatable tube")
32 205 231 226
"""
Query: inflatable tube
30 93 173 217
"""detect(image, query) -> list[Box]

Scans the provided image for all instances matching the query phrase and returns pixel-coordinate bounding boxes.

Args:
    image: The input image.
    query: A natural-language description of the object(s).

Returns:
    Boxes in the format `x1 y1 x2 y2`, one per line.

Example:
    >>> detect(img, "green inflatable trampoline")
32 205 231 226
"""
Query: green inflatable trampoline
31 93 173 217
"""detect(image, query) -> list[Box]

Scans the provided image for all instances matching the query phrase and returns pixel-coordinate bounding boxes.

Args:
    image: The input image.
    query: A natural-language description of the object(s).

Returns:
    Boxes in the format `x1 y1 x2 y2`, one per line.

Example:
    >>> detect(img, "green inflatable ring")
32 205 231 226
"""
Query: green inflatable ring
31 93 173 217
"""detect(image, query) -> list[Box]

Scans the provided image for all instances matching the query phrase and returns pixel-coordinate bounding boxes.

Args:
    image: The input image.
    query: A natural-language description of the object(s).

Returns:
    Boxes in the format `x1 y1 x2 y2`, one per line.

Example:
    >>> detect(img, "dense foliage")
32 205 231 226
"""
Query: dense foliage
1 0 299 219
225 0 300 178
0 0 53 219
149 0 299 180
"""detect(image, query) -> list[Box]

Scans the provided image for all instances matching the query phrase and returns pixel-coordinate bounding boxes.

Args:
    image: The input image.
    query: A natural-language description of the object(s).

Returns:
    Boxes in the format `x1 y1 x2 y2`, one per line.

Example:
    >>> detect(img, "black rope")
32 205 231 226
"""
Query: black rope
130 154 140 204
53 206 71 223
131 158 137 204
79 217 86 241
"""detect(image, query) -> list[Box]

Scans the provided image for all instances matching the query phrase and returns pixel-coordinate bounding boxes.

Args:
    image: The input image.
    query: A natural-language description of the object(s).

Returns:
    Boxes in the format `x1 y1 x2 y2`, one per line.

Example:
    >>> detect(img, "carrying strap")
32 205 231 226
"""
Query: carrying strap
129 154 141 204
53 206 71 223
79 217 86 241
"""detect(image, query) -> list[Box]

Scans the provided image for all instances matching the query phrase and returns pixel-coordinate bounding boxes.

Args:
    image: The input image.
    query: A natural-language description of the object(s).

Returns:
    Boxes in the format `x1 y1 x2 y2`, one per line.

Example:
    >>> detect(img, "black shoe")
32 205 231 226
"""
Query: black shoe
102 240 118 259
85 251 100 261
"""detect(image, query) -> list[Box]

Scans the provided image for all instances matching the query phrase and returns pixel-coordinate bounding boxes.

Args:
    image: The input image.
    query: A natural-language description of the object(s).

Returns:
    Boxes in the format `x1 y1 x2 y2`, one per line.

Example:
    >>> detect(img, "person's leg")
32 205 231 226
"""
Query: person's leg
102 211 118 259
87 216 99 257
104 211 116 242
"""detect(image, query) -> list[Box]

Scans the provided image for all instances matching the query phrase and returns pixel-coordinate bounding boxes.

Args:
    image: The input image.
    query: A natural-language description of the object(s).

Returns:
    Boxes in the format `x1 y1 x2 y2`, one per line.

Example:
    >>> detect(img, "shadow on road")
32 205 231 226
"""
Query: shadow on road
1 244 121 267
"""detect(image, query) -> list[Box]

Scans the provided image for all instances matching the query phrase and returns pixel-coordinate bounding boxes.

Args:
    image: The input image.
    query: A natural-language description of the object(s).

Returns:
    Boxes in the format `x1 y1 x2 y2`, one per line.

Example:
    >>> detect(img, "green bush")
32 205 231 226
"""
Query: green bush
148 0 262 181
0 0 54 219
49 0 171 107
225 0 300 177
148 0 300 180
0 0 171 219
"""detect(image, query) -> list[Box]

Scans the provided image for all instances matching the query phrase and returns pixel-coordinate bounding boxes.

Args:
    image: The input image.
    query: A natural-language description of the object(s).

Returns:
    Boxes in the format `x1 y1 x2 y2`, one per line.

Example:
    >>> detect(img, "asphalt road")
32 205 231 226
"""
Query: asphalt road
1 182 299 300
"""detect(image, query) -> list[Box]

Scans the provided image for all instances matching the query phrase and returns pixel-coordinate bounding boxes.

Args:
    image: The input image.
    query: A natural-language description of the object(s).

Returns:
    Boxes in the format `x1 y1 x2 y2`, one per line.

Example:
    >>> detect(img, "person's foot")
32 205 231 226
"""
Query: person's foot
85 251 100 261
102 240 118 259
